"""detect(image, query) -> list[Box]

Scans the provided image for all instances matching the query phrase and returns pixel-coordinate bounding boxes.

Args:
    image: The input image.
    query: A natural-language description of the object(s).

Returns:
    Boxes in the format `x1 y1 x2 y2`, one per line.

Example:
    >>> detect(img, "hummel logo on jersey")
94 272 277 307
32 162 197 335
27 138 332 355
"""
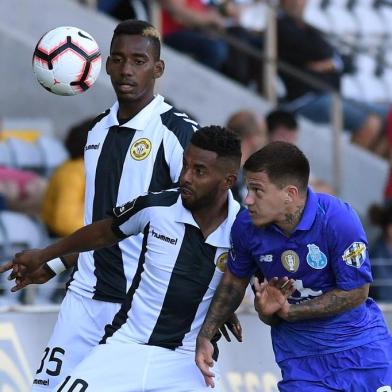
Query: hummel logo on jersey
85 143 100 151
151 228 178 245
259 254 273 262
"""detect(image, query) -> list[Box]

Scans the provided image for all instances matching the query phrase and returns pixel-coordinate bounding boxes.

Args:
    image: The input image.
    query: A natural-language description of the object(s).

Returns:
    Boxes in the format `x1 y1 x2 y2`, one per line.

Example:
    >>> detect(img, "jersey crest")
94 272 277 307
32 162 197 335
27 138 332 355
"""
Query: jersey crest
130 138 152 160
306 244 327 269
216 252 228 272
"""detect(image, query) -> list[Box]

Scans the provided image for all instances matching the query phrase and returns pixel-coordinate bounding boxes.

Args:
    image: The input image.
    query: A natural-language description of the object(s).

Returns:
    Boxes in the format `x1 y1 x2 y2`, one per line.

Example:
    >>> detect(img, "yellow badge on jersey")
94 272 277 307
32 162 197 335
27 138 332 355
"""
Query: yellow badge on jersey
130 138 152 160
216 252 228 272
281 250 300 273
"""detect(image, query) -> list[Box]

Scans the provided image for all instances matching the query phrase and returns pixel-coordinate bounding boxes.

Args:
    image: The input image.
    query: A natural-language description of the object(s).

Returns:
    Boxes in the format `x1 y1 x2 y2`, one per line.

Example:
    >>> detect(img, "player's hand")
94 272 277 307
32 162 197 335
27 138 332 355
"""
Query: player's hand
9 265 55 292
220 313 242 342
4 249 46 277
195 336 216 388
253 276 295 317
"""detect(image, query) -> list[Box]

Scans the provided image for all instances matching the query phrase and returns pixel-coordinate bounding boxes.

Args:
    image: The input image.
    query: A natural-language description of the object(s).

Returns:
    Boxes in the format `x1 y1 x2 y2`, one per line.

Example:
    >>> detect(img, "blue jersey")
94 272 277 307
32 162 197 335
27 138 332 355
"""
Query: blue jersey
228 188 390 363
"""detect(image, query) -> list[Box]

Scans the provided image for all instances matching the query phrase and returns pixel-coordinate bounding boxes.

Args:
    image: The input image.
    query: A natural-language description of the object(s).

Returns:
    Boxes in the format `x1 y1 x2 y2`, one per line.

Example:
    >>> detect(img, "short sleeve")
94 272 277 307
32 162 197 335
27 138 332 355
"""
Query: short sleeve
227 212 256 278
328 202 372 290
111 195 150 239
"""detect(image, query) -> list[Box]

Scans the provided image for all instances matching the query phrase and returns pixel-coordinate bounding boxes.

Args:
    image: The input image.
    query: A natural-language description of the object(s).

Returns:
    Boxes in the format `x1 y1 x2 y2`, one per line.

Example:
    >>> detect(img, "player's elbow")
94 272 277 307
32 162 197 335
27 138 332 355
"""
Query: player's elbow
350 283 369 307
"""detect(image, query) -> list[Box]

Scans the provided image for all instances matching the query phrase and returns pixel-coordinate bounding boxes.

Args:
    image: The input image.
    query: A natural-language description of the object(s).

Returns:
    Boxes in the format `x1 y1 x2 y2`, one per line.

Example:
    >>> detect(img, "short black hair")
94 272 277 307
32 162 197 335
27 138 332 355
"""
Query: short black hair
191 126 242 171
65 117 92 159
266 110 298 136
244 141 309 193
110 19 161 59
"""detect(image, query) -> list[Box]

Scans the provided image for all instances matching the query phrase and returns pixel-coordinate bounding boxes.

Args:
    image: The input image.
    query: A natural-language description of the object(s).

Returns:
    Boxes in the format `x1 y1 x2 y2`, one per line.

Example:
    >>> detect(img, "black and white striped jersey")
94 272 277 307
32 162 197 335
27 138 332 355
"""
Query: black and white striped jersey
68 95 198 302
101 189 240 353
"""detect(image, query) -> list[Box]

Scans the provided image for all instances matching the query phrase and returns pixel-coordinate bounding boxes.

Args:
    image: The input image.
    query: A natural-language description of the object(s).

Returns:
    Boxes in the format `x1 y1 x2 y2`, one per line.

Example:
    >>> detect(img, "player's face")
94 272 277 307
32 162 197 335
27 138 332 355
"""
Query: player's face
106 34 164 103
244 170 289 227
180 145 227 211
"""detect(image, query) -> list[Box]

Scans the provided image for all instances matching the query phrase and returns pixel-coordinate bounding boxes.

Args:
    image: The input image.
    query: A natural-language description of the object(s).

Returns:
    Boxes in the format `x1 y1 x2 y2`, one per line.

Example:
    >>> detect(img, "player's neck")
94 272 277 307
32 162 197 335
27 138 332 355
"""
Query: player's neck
117 94 154 121
276 202 306 237
192 195 229 239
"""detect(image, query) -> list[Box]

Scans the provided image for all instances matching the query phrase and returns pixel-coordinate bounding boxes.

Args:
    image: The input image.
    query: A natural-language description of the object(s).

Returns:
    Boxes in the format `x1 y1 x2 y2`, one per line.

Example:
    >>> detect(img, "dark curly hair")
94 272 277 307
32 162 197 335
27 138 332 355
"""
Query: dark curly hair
191 125 241 171
65 117 93 159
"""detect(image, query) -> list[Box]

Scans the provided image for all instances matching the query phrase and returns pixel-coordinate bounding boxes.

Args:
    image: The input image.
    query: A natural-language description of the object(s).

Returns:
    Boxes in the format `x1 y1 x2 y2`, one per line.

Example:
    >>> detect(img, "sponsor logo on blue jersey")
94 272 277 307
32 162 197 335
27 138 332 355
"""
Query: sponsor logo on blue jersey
306 244 328 269
259 254 273 263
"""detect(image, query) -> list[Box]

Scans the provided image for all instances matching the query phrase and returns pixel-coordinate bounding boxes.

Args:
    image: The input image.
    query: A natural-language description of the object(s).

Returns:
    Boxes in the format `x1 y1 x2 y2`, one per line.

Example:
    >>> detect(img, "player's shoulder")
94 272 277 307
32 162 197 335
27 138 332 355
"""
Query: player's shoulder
113 189 180 219
160 100 199 137
316 192 359 228
232 208 253 233
88 109 111 131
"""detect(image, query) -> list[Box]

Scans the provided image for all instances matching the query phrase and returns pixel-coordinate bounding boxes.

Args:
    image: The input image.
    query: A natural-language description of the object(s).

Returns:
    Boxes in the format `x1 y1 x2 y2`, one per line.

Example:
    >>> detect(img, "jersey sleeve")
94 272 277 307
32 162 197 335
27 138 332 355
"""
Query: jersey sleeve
328 202 372 290
111 194 150 239
227 213 256 278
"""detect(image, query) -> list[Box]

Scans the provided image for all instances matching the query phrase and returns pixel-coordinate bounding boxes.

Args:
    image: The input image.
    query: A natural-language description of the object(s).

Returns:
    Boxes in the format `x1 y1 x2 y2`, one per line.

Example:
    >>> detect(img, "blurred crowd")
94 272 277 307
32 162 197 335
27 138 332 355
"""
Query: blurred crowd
1 0 392 304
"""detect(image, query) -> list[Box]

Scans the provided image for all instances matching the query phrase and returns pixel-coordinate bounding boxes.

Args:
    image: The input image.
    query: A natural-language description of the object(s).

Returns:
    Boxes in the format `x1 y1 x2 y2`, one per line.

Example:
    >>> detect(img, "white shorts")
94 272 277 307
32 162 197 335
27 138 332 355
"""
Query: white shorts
31 290 121 392
53 340 221 392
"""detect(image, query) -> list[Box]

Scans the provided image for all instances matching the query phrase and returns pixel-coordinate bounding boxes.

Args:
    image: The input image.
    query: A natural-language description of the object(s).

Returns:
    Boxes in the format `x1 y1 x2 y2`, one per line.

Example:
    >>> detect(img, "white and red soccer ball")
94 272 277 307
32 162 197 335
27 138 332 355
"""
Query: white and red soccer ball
32 26 102 96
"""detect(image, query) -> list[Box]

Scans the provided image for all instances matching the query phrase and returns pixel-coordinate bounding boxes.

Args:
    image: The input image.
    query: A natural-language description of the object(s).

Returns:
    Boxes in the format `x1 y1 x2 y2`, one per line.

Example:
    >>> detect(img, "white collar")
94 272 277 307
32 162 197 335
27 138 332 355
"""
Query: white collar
174 191 240 248
101 94 167 130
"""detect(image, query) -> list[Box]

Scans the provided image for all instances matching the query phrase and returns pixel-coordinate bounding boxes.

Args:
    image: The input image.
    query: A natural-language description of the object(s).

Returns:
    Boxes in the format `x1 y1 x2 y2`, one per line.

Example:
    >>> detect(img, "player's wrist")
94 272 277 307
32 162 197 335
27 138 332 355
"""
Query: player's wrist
277 302 291 320
45 257 68 275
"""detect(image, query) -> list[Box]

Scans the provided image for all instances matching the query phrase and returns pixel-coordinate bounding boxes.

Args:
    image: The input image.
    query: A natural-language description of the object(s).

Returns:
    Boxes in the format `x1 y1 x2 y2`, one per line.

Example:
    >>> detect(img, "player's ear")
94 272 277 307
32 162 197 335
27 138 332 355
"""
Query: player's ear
153 60 165 79
224 173 237 190
105 57 110 75
286 185 298 203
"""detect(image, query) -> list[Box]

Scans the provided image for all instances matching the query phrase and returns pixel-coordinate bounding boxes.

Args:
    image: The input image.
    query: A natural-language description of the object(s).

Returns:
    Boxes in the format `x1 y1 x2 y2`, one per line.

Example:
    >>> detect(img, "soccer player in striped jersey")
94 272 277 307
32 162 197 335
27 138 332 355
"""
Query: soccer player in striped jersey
196 142 392 391
10 126 242 391
1 19 202 390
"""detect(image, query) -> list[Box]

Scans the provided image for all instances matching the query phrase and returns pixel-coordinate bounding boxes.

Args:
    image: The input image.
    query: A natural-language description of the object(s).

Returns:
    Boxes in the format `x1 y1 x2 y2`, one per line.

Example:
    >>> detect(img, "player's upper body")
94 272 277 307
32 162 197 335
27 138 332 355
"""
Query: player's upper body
228 188 389 362
226 142 390 363
68 20 198 303
102 187 240 353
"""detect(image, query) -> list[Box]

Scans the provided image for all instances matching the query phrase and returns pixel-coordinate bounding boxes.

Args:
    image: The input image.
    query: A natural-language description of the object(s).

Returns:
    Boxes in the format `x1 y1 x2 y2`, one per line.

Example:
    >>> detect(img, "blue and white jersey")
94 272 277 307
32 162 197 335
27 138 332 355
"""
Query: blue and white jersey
228 188 390 363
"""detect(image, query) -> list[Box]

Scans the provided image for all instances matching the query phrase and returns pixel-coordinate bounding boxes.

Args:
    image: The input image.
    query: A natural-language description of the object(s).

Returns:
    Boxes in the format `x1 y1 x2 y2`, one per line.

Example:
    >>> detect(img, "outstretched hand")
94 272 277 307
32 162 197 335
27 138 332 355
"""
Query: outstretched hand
9 265 55 292
253 276 295 317
195 336 216 388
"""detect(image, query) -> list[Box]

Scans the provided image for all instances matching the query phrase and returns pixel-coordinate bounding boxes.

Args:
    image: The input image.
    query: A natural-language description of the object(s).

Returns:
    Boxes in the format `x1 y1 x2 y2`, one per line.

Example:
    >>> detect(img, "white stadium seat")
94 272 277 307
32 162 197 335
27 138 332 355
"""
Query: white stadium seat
6 138 44 172
304 0 333 33
0 142 14 167
36 135 69 175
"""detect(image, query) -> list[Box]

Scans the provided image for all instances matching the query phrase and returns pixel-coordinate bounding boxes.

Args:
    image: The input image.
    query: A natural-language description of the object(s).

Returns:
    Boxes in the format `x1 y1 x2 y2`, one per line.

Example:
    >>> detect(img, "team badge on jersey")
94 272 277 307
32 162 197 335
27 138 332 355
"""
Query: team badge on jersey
342 242 367 268
216 252 228 272
281 250 300 272
130 138 152 160
306 244 328 269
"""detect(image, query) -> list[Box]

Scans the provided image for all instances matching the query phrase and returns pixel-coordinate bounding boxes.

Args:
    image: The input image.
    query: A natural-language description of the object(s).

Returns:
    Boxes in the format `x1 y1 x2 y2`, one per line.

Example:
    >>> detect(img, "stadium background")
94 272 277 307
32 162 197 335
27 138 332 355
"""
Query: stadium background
1 0 392 391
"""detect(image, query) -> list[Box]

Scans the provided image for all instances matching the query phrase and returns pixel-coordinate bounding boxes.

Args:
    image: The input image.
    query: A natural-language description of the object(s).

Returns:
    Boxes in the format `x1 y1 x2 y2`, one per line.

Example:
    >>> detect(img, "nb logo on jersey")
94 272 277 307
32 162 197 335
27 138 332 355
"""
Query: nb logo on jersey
151 228 178 245
259 254 273 263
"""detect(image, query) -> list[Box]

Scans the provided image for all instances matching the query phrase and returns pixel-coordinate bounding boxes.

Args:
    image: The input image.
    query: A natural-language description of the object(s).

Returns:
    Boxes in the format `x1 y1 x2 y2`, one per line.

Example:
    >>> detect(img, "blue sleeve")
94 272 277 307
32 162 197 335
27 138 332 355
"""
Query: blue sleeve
227 213 256 278
328 202 372 290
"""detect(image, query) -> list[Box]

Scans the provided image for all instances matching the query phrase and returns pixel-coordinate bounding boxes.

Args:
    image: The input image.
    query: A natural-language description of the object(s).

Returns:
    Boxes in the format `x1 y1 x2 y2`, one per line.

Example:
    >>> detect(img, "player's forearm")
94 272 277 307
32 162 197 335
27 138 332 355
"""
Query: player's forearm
40 218 118 263
279 284 369 322
198 270 248 340
258 314 281 326
60 253 79 269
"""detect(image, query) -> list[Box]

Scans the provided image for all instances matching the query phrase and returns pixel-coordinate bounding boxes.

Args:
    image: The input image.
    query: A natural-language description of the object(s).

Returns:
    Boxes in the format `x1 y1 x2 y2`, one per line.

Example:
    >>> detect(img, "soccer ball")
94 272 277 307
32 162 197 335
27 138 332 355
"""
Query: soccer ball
32 26 102 96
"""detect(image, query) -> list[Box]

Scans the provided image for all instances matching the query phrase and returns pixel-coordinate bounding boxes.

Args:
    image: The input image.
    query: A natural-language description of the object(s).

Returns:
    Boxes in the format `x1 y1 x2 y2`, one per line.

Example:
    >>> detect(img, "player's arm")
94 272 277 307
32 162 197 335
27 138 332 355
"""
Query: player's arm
277 284 369 322
195 269 249 388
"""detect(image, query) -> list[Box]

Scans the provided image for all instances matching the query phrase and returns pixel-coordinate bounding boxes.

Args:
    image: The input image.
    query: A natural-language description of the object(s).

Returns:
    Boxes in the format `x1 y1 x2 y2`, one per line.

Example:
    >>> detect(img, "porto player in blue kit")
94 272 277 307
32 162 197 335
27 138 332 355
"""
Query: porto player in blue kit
196 141 392 391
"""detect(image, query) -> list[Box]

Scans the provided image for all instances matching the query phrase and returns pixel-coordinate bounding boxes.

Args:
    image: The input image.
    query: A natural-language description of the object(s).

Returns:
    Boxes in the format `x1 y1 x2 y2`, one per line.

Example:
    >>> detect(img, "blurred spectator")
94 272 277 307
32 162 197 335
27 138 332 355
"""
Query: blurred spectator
227 110 267 164
161 0 230 70
266 109 335 194
227 110 266 202
0 167 47 217
97 0 149 21
41 118 91 238
368 202 392 301
277 0 390 155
